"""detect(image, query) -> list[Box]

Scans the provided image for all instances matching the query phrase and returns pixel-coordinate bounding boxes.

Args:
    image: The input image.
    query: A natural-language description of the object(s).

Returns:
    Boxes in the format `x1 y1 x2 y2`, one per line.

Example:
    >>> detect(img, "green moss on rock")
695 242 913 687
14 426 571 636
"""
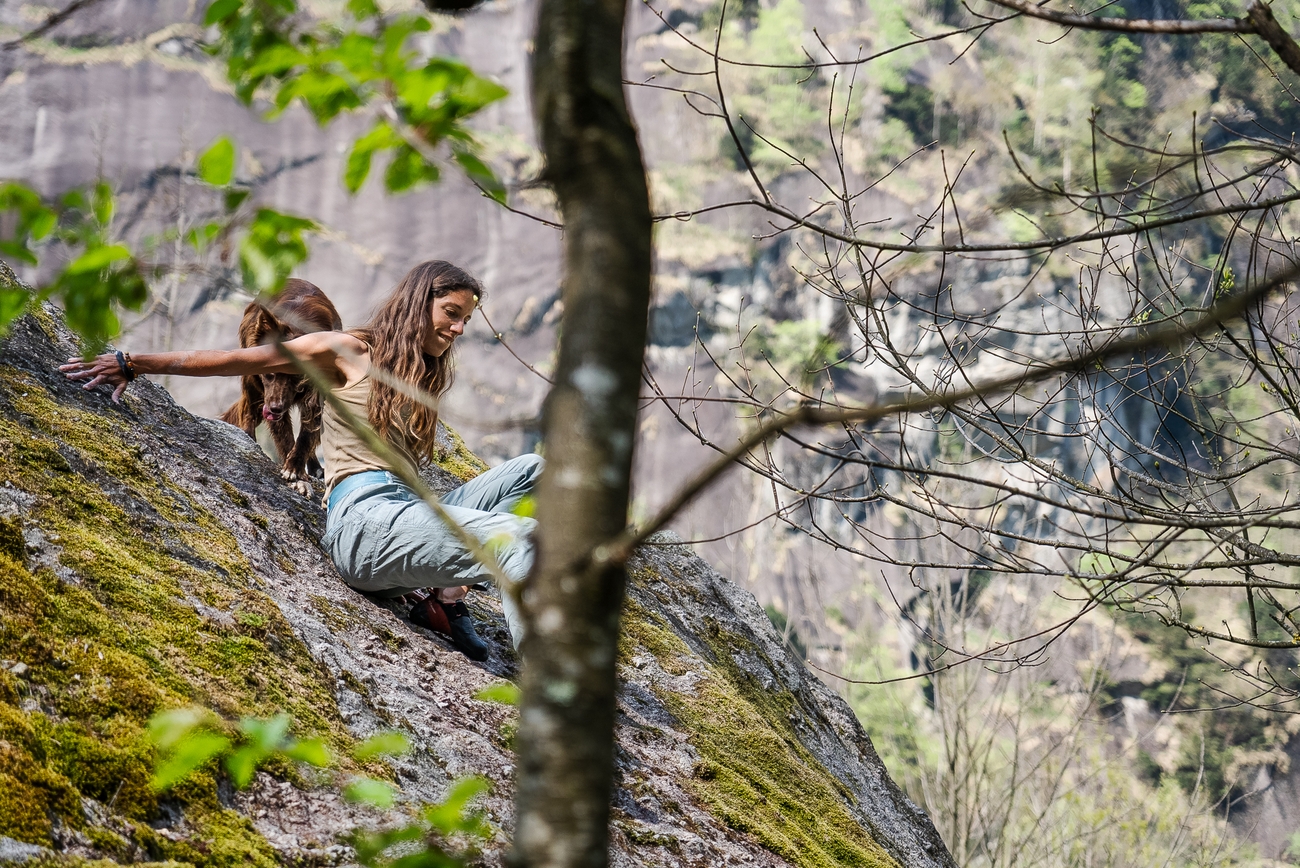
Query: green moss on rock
0 514 26 564
130 808 280 868
621 598 898 868
433 423 489 482
0 363 351 863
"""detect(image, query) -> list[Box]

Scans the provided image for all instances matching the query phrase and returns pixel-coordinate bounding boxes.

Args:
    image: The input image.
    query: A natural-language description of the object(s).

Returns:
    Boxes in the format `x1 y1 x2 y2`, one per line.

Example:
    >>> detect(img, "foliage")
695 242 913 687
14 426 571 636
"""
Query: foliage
205 0 507 200
474 680 522 705
0 181 147 351
713 0 827 176
149 705 493 868
0 135 315 352
148 707 330 790
0 0 510 358
350 776 493 868
843 603 1267 868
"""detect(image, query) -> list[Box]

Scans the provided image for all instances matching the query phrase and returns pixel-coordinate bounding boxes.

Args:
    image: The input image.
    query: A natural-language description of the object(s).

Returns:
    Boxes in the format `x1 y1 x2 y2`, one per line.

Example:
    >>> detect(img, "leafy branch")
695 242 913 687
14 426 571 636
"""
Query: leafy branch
147 706 494 867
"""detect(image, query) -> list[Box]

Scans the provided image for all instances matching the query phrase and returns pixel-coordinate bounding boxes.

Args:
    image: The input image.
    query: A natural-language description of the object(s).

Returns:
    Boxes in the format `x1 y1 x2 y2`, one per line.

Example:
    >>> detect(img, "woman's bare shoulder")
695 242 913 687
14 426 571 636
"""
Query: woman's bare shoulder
279 331 368 385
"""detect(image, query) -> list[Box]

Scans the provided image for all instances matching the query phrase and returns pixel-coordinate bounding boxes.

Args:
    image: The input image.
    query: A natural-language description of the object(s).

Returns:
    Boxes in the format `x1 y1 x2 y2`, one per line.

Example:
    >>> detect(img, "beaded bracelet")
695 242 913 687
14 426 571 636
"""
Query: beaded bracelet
115 350 137 382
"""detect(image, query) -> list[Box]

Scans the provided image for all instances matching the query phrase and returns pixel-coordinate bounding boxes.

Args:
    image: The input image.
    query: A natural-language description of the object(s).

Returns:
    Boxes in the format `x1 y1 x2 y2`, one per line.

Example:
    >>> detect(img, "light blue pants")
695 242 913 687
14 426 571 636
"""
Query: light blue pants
322 453 542 647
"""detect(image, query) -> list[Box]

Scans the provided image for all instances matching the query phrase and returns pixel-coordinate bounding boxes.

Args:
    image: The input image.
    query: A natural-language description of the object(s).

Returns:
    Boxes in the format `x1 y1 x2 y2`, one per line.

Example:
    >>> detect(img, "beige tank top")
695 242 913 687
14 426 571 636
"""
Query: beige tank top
321 373 421 495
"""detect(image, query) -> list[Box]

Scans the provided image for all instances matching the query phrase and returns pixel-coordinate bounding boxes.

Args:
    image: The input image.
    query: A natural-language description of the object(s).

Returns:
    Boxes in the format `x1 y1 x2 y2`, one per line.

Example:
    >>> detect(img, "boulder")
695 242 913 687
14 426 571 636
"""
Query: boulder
0 268 952 867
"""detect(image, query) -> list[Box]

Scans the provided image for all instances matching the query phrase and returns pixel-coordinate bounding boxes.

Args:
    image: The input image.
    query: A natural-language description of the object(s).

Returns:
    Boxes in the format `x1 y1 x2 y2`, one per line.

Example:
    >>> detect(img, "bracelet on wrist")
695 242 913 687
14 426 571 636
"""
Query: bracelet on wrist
115 350 137 383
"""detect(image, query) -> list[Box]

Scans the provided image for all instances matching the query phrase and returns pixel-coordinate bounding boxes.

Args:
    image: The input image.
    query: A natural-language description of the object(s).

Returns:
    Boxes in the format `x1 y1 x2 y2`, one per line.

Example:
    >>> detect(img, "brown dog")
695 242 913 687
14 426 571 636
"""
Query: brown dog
219 279 342 494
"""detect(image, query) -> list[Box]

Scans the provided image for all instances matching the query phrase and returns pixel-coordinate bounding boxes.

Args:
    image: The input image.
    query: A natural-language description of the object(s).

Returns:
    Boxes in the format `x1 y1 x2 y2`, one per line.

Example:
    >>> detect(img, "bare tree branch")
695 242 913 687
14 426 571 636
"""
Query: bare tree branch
600 263 1300 567
2 0 107 51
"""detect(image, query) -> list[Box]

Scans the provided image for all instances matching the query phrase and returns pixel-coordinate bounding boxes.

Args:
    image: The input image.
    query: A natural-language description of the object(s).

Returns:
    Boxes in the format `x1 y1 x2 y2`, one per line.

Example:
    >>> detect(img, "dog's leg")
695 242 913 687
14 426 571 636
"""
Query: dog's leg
288 390 324 481
268 414 308 492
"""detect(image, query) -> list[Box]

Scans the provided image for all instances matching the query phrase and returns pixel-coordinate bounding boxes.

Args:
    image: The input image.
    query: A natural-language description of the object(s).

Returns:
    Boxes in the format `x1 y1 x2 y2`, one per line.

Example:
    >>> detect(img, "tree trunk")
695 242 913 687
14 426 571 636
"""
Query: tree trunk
512 0 652 864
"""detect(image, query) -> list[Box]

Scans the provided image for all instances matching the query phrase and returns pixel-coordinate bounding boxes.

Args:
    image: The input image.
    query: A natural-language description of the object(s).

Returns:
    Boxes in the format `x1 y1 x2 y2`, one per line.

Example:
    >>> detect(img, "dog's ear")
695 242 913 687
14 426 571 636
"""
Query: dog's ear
255 304 291 344
219 381 262 438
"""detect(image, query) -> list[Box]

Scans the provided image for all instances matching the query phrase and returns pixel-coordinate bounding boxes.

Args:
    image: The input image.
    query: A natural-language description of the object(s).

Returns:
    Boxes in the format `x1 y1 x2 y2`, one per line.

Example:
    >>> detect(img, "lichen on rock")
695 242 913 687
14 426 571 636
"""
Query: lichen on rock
0 294 955 868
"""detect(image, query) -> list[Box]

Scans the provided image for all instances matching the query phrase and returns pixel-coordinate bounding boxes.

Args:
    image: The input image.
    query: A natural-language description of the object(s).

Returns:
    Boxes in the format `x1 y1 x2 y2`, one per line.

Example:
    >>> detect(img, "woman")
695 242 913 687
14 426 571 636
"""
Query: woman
61 260 537 661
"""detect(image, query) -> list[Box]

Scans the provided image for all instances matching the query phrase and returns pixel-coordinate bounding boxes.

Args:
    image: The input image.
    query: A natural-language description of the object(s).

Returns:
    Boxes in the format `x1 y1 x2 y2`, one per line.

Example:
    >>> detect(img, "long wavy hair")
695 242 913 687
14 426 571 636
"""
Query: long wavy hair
351 261 483 461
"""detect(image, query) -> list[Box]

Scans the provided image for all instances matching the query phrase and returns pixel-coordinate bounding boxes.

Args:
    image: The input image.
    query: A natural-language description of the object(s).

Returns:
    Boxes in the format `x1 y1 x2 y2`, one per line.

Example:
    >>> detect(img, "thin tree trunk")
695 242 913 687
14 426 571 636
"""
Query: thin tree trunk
512 0 652 863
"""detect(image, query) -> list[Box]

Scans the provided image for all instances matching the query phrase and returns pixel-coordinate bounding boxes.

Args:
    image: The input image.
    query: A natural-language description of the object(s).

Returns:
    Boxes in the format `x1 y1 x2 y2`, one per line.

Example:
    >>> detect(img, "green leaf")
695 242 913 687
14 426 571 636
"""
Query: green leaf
346 0 380 18
344 777 397 808
152 731 232 791
61 189 87 211
284 737 331 767
351 823 427 864
384 145 439 194
423 776 490 834
343 148 375 195
186 222 222 253
147 707 211 750
241 713 292 751
510 493 535 518
204 0 242 25
344 122 400 193
243 44 308 80
454 150 505 205
225 744 264 788
0 284 30 333
0 182 42 211
222 714 292 787
224 189 251 212
239 207 316 295
0 240 38 266
65 244 132 275
354 731 411 761
198 136 237 186
27 208 56 241
92 181 114 225
1 182 58 264
473 681 520 706
452 75 509 113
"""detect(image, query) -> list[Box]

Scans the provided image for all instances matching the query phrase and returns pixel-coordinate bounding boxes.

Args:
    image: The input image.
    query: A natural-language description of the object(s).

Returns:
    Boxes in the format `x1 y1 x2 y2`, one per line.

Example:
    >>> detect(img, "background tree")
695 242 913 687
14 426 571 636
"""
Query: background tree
622 0 1300 857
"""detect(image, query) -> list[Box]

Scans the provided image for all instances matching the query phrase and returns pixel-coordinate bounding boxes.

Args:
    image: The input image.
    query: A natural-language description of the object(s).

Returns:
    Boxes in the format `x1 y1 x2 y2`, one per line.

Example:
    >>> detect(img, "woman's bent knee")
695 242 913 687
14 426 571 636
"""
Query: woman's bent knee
509 452 543 477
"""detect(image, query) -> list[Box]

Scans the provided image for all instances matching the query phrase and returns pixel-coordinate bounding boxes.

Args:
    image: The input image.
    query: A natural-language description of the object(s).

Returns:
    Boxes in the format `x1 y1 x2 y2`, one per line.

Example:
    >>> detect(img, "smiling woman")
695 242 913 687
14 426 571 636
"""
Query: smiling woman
59 260 541 662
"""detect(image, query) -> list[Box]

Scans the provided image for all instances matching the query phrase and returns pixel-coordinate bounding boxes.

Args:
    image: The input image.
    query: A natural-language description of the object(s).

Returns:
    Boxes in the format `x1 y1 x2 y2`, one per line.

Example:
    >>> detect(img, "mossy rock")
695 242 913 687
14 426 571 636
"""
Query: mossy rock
616 540 956 868
0 308 352 864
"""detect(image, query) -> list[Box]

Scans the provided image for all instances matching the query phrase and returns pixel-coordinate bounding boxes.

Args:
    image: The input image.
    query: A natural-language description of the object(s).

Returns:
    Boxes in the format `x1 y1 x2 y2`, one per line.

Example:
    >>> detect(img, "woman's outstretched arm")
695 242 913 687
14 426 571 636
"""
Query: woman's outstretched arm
60 331 366 403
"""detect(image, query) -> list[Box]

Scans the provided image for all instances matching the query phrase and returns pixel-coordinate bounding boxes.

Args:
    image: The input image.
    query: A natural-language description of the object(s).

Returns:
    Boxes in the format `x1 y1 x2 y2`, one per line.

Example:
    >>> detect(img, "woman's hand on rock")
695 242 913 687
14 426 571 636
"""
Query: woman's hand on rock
60 354 128 403
437 586 469 604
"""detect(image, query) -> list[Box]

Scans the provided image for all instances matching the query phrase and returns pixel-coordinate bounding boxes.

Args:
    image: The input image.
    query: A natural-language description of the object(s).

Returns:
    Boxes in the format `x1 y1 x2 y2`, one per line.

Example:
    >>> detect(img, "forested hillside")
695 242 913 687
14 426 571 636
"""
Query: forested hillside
633 0 1300 860
5 0 1300 863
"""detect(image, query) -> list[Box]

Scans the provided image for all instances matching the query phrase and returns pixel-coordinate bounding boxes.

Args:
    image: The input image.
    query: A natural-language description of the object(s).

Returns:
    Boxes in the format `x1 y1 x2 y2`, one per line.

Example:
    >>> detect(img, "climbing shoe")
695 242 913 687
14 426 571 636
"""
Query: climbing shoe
441 599 489 661
410 597 489 662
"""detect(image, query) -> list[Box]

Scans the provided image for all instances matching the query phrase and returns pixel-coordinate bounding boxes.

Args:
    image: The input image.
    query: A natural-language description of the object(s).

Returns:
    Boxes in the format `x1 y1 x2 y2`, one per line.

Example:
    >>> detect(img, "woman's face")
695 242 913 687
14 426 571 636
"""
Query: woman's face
422 288 478 357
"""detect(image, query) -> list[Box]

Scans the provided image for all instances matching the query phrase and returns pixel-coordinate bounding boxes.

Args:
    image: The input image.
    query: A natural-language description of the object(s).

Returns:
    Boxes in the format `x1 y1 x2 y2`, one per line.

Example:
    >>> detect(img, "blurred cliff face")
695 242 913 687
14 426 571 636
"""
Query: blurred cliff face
0 0 558 444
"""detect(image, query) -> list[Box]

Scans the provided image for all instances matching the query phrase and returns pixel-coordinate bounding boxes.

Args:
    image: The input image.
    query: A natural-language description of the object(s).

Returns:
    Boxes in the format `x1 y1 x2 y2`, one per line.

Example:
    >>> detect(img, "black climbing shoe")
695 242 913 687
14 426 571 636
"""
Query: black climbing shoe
441 599 489 661
411 597 489 662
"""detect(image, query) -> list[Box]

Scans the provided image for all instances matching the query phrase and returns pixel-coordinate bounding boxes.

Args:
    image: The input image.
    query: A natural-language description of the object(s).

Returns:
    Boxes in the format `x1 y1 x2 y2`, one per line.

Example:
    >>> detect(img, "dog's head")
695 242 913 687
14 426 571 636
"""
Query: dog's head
259 372 306 423
239 279 341 423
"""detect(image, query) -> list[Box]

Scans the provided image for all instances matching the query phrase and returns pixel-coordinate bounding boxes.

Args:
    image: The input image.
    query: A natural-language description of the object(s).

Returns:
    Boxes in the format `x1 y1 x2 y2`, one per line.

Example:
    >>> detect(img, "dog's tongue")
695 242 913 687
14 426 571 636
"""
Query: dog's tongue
262 406 278 422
